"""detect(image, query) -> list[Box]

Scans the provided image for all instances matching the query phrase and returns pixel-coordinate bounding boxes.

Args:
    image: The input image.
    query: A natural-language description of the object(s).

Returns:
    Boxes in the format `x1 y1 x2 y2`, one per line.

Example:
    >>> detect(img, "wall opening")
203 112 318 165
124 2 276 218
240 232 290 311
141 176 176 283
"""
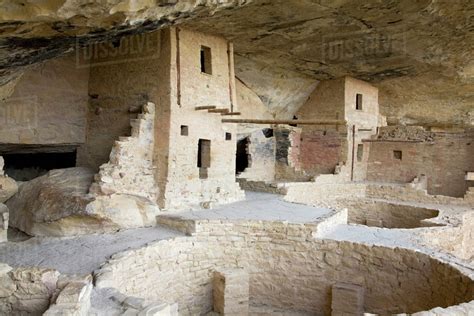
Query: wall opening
393 150 402 160
197 139 211 179
262 128 274 138
357 144 364 162
181 125 189 136
356 93 363 110
236 137 251 174
289 115 298 127
2 151 77 181
225 133 232 141
200 46 212 75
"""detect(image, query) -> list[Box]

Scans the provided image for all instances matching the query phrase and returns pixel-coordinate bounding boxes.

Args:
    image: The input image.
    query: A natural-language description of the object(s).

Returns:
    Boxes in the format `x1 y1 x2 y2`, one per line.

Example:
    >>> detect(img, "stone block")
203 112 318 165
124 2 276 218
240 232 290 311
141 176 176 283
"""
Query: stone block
213 269 249 316
331 282 365 316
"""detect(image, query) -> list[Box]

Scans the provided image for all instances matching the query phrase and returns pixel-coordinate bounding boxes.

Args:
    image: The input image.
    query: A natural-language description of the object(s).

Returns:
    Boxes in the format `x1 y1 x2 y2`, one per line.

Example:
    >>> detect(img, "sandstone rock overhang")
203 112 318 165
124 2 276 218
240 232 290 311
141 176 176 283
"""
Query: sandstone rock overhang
0 1 472 125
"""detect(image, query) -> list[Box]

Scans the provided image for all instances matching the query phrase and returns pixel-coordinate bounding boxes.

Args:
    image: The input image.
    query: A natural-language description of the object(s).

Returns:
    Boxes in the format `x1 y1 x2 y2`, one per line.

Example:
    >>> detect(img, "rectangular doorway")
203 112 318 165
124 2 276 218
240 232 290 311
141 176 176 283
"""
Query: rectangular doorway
197 139 211 179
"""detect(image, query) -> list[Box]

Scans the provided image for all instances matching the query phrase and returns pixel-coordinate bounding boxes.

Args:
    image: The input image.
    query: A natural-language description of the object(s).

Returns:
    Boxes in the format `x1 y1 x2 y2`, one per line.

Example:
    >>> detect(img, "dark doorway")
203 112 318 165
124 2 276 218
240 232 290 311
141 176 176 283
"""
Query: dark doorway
197 139 211 179
2 151 77 181
236 137 250 174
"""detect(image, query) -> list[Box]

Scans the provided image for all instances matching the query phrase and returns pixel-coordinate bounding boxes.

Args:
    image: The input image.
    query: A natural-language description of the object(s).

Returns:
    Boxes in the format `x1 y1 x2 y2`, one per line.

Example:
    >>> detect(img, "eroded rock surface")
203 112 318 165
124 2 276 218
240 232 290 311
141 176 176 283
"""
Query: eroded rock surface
0 1 472 125
0 263 60 315
6 166 159 236
6 168 98 236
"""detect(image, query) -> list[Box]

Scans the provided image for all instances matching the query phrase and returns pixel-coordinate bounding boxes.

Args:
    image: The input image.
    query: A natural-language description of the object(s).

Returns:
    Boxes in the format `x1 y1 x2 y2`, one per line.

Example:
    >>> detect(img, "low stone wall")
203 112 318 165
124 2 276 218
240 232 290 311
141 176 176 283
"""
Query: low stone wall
366 183 474 207
417 211 474 261
285 181 474 208
284 181 367 207
95 220 474 315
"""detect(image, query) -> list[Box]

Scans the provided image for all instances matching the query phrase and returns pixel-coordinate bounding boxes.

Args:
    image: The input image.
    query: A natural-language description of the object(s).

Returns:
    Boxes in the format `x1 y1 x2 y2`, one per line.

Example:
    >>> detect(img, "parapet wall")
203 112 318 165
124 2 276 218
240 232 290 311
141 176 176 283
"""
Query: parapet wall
95 219 474 315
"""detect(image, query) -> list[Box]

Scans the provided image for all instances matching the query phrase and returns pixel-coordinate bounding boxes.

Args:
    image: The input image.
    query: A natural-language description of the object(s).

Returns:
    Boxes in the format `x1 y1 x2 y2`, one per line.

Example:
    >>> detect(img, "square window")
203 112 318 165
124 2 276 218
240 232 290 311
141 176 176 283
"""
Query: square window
200 46 212 75
356 93 363 110
393 150 402 160
225 132 232 141
180 125 188 136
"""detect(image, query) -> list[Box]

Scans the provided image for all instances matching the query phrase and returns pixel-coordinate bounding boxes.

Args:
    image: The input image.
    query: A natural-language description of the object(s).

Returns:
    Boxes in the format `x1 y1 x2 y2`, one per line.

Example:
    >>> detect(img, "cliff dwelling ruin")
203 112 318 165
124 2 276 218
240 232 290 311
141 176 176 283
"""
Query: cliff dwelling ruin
0 1 473 315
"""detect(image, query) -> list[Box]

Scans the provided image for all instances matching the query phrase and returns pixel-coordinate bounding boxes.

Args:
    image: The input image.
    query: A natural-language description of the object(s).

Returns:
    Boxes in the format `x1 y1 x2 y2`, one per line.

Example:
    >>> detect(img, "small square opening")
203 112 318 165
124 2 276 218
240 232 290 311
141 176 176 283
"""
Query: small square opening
225 132 232 141
393 150 402 160
356 93 363 110
180 125 189 136
200 46 212 75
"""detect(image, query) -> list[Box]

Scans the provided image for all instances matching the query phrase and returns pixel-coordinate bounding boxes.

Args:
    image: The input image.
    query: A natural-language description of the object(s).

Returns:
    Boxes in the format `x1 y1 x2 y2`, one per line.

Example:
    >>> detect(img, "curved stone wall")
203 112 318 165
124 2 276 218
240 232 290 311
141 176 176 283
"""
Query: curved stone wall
345 200 440 228
95 220 474 315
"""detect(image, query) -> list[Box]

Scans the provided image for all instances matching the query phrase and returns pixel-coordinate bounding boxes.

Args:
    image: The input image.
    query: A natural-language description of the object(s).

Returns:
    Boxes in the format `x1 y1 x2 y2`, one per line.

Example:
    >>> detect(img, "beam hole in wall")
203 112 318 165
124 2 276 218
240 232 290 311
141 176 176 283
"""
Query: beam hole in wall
393 150 402 160
200 46 212 75
356 93 363 110
2 150 77 181
181 125 189 136
289 115 298 127
236 137 251 175
262 128 273 138
198 139 211 179
225 133 232 141
357 144 364 162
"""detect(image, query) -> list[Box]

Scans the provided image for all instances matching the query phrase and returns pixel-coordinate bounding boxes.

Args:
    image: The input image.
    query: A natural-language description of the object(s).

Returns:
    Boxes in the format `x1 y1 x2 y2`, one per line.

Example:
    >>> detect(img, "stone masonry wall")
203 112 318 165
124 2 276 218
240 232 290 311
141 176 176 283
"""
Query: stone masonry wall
95 220 474 315
162 27 244 210
77 31 162 171
366 127 474 197
237 128 276 182
89 102 157 201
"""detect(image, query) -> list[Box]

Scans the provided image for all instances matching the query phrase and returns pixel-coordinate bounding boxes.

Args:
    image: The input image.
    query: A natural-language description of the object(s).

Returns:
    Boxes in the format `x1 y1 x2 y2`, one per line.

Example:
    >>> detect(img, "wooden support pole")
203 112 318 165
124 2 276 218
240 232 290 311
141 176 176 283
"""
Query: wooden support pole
221 118 346 125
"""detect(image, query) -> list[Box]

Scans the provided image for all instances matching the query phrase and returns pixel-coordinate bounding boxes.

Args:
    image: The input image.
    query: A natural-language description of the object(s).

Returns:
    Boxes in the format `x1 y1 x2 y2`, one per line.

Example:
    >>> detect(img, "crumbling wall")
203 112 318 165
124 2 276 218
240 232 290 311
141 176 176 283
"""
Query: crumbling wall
89 102 157 201
235 79 276 182
366 126 474 197
95 220 474 315
295 78 347 179
274 126 310 181
77 31 162 171
236 129 275 182
0 54 88 146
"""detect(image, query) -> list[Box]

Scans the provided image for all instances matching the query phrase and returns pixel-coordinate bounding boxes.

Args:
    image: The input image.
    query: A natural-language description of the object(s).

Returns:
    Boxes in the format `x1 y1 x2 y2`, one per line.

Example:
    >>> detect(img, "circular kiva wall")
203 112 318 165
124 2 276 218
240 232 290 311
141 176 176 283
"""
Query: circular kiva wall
95 221 474 315
345 200 441 228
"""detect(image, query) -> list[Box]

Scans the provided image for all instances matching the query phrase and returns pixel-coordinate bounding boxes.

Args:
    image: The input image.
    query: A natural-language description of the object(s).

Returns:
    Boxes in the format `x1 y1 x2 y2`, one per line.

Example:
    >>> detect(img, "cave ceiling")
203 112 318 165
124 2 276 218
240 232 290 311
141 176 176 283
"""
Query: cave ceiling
0 0 473 124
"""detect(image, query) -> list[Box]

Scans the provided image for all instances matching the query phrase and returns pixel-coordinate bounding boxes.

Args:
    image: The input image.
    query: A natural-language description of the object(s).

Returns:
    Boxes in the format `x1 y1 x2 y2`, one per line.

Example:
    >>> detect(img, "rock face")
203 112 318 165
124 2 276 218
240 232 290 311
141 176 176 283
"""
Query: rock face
6 168 97 236
0 203 8 242
6 167 159 236
0 157 18 204
0 1 472 126
0 263 60 315
187 0 474 126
